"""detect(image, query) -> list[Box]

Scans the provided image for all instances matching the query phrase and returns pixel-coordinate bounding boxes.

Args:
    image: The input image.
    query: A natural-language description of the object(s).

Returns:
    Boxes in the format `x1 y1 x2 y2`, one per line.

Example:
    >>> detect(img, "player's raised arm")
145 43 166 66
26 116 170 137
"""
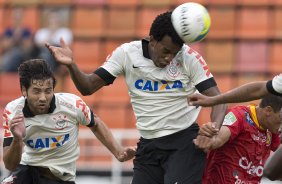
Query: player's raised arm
46 38 106 95
188 93 218 107
45 38 73 66
189 81 270 107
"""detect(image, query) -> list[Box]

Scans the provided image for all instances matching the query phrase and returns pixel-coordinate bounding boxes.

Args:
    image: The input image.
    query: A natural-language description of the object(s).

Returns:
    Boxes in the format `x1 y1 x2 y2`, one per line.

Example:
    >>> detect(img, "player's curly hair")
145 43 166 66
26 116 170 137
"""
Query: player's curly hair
18 59 56 90
149 11 184 47
260 94 282 113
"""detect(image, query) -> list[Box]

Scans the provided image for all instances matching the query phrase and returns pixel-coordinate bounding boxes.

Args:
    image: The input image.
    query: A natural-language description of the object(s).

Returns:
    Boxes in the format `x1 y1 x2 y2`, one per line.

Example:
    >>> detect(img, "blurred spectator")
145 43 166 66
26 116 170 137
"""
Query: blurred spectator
0 8 39 72
34 9 73 73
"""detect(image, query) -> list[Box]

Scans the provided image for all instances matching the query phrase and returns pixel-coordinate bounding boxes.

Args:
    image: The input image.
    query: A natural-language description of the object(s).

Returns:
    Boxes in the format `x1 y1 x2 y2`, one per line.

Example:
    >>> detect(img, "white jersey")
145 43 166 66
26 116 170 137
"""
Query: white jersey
3 93 94 181
268 74 282 95
97 39 215 139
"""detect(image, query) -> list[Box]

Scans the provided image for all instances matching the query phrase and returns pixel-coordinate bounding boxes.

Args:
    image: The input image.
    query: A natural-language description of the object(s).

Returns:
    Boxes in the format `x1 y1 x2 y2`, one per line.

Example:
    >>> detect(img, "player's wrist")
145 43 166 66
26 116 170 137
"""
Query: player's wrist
12 137 23 143
66 60 74 67
212 95 221 106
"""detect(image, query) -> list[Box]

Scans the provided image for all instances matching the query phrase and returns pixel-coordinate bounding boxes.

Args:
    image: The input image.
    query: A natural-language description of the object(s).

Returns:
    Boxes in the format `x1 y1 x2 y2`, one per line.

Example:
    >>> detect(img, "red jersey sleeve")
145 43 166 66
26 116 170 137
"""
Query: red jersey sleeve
222 106 246 143
3 108 12 138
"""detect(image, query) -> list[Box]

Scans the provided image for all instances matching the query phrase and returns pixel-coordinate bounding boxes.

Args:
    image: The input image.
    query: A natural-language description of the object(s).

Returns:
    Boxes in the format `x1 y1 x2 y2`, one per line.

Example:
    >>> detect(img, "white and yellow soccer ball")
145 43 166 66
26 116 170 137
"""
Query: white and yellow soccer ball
171 2 211 43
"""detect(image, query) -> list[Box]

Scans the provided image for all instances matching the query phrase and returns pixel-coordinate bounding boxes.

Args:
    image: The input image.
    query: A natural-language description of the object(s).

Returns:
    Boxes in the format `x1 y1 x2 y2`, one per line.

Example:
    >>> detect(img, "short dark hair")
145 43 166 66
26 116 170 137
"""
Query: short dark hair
18 59 56 90
149 11 184 47
259 94 282 113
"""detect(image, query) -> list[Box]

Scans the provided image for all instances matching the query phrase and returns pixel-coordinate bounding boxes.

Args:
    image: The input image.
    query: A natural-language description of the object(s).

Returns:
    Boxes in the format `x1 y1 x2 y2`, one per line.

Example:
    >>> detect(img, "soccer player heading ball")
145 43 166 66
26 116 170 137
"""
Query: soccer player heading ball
47 7 226 184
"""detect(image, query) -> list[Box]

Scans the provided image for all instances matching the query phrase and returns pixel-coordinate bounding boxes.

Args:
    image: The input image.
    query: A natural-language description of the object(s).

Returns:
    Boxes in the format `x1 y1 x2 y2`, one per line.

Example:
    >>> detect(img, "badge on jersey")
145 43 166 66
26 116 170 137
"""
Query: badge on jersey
167 61 181 78
223 112 237 126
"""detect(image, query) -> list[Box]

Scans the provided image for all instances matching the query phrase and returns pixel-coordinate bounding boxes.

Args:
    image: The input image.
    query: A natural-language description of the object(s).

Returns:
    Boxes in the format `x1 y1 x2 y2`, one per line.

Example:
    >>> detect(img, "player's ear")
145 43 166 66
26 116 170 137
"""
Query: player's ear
149 36 158 50
149 36 156 44
21 86 27 97
265 106 274 116
149 35 154 41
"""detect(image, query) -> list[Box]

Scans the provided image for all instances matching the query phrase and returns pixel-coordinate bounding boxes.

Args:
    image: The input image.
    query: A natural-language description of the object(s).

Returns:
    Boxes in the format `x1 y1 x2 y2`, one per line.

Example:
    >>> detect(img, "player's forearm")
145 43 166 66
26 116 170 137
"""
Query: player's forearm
3 139 23 171
92 121 123 159
202 86 227 128
210 136 226 150
215 81 269 105
210 126 231 150
210 104 227 129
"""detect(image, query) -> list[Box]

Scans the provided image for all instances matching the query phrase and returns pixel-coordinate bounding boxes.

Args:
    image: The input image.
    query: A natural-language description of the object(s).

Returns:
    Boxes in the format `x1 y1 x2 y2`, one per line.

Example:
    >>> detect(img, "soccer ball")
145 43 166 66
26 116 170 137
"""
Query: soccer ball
171 2 211 43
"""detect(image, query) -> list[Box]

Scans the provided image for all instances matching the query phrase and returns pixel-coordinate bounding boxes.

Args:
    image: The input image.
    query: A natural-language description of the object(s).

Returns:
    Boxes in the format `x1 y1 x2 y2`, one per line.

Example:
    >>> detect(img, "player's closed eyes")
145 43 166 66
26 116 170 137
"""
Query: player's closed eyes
32 88 52 94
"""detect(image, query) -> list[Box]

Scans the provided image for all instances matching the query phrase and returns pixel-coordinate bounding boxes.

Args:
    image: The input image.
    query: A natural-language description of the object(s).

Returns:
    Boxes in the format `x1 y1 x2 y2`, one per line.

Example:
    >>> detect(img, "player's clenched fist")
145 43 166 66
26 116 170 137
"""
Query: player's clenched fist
199 122 219 137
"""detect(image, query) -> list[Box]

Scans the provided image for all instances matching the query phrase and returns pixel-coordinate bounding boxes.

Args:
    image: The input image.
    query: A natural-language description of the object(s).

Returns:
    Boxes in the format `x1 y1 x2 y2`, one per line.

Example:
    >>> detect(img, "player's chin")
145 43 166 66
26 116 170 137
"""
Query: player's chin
157 62 169 68
36 106 49 114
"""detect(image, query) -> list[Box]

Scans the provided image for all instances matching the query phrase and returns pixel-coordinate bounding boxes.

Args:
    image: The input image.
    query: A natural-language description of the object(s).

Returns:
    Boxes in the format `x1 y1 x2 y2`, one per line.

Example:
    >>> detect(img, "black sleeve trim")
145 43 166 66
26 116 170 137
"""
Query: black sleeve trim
195 78 217 93
87 110 95 127
266 80 282 96
94 67 116 85
3 137 13 147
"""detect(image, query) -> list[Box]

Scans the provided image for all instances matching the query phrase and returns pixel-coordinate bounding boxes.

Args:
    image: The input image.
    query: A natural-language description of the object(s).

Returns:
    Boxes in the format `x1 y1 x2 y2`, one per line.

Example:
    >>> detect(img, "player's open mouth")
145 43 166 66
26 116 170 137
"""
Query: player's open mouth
38 104 47 108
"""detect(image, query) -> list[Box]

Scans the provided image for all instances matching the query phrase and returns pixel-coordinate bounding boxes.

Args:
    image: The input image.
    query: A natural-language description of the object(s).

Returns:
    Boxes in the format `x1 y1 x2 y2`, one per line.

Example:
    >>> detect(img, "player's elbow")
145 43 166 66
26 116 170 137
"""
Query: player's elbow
3 157 19 171
80 90 92 96
4 163 17 171
78 86 96 96
79 87 97 96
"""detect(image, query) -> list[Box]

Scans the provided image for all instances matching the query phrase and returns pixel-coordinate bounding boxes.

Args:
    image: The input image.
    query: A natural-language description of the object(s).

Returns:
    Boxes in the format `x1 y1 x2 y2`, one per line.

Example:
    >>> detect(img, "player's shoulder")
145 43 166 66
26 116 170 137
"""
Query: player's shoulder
5 96 25 111
223 105 248 125
54 93 91 117
4 97 25 119
119 40 142 52
54 93 83 103
230 105 248 111
181 44 200 56
177 44 204 63
228 105 249 117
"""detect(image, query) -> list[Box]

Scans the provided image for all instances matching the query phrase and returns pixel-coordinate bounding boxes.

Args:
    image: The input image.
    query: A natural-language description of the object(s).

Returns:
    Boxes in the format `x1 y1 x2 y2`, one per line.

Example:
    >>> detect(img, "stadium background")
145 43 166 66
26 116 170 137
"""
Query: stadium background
0 0 282 183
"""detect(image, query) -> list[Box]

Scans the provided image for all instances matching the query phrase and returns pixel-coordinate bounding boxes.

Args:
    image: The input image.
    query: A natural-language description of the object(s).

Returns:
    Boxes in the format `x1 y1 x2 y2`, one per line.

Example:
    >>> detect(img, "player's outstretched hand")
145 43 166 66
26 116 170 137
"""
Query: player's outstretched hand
9 113 26 140
188 93 215 107
116 146 137 162
45 38 73 66
199 122 219 137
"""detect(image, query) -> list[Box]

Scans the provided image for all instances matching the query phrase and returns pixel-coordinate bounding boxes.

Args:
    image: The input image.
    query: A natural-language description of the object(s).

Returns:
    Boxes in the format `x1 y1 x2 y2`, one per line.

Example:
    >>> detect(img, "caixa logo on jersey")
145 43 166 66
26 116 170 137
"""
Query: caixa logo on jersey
26 134 70 149
135 79 183 91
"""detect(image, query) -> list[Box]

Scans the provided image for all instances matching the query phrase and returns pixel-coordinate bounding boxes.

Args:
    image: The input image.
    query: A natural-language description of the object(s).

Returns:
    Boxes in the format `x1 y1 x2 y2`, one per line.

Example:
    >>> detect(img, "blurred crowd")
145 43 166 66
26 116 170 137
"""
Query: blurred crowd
0 7 73 84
